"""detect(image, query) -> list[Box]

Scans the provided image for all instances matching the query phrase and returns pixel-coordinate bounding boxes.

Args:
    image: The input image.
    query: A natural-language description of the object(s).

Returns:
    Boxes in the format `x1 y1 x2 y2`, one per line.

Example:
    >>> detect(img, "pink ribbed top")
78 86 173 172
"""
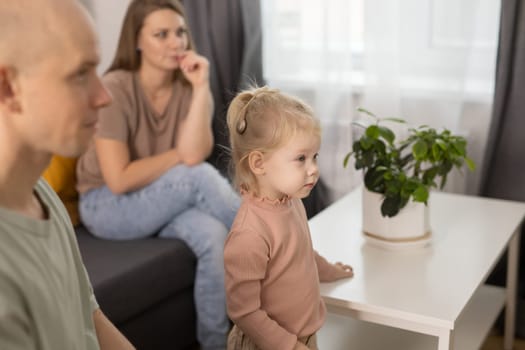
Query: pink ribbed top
224 193 337 350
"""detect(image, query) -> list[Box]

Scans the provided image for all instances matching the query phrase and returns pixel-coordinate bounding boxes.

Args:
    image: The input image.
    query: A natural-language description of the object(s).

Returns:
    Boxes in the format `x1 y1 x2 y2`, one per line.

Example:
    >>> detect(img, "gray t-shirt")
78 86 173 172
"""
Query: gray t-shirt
0 179 100 350
76 69 192 193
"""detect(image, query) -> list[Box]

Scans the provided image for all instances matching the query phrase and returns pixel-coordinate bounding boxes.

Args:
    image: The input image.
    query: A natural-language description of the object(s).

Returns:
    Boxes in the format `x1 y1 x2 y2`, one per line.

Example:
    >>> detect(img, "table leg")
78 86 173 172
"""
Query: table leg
504 227 521 350
437 329 453 350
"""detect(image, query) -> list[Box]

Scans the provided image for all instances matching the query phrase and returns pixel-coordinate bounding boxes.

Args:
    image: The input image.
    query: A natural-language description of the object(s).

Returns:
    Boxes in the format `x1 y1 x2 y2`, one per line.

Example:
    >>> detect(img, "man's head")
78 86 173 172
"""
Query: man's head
0 0 111 158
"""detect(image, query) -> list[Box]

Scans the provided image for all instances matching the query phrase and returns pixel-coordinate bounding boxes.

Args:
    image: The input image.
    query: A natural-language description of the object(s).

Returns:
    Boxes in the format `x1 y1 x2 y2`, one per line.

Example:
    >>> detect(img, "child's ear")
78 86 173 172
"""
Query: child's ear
0 67 22 113
248 151 266 175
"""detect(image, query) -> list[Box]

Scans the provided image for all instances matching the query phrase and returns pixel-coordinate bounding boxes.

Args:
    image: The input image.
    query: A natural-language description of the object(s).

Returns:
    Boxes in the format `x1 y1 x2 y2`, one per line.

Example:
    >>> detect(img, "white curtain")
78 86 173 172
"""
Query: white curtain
262 0 500 201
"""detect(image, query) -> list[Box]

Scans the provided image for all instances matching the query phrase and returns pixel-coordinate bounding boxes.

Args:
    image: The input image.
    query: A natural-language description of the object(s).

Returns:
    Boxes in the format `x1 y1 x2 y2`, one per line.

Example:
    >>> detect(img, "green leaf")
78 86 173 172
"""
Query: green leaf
382 117 407 124
432 143 441 161
399 153 414 167
435 138 447 151
373 139 387 156
352 141 362 153
360 136 374 150
465 157 476 171
399 196 410 210
366 125 380 139
437 162 453 176
364 169 386 192
412 140 428 160
378 126 395 144
385 181 401 196
412 185 429 203
343 152 352 167
422 167 439 185
381 195 402 217
356 107 377 118
400 185 412 198
362 150 375 167
439 173 448 189
406 178 420 191
351 120 370 130
452 140 466 155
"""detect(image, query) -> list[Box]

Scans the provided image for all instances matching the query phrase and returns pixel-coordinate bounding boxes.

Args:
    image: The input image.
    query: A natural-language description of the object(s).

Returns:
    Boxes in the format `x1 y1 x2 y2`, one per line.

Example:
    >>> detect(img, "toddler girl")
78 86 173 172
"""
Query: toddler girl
224 86 354 350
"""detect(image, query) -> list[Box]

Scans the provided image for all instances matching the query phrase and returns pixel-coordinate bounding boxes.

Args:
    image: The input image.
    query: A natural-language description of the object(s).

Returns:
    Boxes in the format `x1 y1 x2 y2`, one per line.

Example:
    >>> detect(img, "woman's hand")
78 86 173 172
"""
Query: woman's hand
178 50 209 87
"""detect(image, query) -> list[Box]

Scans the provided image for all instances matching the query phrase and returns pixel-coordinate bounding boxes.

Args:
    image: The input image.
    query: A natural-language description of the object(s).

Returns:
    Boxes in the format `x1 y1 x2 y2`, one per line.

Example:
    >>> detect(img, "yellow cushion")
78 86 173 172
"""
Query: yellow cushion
42 156 80 226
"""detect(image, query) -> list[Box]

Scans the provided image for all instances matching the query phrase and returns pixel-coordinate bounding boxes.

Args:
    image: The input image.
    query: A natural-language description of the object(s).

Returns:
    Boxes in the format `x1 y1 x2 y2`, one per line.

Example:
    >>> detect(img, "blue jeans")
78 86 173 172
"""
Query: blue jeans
79 163 240 350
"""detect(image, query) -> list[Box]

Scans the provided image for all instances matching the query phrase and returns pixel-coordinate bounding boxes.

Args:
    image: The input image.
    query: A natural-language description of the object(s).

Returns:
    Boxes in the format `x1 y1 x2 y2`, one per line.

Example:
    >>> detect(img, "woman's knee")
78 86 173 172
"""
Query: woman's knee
197 224 229 256
160 210 228 249
162 163 220 187
187 162 222 181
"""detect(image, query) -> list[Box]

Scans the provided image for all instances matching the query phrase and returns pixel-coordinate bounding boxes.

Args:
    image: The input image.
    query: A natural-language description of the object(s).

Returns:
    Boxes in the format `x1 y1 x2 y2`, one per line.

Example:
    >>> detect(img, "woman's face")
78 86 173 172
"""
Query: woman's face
137 8 189 72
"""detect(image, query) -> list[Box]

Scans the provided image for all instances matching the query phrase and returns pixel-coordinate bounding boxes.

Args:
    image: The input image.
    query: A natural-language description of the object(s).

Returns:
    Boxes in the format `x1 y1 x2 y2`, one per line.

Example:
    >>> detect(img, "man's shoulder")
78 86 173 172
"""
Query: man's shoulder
36 178 68 216
36 178 77 238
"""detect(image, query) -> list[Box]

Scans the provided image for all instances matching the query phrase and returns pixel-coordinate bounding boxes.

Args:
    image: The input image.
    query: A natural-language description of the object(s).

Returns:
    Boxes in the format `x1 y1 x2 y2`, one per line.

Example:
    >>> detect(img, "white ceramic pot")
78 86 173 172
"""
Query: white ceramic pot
362 188 430 242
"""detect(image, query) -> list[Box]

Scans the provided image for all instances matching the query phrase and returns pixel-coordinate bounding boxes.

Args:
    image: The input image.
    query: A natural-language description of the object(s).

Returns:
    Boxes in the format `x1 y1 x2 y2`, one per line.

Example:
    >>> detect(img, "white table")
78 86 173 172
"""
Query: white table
309 188 525 350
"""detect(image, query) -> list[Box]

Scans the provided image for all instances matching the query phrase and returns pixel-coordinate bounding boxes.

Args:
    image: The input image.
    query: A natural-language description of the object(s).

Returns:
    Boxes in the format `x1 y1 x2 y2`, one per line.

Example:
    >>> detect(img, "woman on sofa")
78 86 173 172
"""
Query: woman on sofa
76 1 240 349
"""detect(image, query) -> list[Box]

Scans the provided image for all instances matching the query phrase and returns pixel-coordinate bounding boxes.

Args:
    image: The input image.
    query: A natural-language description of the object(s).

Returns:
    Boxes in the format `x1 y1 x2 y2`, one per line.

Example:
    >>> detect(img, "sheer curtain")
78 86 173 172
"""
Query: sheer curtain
262 0 500 201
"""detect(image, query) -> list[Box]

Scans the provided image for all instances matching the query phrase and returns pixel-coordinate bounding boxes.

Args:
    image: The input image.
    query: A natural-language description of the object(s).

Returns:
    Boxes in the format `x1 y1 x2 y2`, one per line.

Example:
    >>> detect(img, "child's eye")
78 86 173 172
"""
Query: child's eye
297 155 306 162
313 153 319 160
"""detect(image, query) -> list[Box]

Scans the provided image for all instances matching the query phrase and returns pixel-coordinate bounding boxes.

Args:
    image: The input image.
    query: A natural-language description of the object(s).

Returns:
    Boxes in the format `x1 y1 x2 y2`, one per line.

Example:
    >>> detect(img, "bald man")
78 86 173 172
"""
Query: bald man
0 0 135 349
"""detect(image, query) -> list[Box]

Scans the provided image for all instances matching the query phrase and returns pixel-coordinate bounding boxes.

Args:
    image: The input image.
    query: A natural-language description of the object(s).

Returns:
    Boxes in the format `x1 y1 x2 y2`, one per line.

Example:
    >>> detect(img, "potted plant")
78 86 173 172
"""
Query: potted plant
344 108 475 243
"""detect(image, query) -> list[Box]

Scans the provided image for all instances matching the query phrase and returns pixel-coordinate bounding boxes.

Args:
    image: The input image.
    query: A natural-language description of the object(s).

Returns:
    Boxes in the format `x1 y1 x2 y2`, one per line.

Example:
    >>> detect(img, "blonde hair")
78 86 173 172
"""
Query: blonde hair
227 86 321 194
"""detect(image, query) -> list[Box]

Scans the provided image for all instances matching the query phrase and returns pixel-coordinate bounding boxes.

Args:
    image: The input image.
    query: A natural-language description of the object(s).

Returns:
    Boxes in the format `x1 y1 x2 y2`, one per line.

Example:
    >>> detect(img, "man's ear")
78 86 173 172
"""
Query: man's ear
248 151 266 175
0 67 21 113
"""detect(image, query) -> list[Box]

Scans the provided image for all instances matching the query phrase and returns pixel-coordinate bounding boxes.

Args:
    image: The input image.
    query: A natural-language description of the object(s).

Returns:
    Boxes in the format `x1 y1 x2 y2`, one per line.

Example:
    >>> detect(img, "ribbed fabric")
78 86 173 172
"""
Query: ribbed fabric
224 193 328 350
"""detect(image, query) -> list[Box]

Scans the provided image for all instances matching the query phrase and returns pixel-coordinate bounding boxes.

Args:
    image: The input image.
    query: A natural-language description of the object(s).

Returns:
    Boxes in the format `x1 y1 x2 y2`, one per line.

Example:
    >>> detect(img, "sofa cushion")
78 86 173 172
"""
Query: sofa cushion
76 226 196 324
42 156 80 225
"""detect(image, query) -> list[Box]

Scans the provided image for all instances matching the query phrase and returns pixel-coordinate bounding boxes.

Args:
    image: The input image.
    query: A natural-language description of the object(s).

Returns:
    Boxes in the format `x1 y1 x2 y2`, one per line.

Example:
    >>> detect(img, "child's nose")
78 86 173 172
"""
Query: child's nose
308 162 319 176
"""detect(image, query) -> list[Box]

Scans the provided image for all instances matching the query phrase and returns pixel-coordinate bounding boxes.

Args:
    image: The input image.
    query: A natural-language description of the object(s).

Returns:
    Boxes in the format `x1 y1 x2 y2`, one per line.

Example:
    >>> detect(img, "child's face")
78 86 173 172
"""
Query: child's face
258 131 320 200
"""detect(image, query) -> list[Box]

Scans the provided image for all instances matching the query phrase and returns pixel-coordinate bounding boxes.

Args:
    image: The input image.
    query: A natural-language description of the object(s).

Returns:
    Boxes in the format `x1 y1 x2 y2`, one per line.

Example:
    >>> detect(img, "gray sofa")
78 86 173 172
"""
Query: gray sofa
76 226 198 350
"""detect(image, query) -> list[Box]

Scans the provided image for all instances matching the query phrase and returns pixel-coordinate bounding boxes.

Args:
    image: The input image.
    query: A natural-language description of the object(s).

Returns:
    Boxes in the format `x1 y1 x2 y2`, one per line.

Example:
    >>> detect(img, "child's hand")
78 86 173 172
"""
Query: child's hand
334 262 354 278
315 252 354 282
320 262 354 282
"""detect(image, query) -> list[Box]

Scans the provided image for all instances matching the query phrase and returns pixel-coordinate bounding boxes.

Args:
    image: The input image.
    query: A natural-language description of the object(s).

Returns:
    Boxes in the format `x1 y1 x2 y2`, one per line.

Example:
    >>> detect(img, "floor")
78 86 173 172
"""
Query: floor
482 329 525 350
193 328 525 349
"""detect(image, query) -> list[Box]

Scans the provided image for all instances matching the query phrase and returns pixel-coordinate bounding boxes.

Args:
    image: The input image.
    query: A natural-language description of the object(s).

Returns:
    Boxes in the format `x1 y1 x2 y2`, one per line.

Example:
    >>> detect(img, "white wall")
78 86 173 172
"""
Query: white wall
80 0 130 73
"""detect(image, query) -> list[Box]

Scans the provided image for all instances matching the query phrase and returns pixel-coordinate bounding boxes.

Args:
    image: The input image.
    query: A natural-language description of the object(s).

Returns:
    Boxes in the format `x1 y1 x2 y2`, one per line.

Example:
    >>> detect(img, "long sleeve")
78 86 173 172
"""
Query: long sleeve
224 230 298 350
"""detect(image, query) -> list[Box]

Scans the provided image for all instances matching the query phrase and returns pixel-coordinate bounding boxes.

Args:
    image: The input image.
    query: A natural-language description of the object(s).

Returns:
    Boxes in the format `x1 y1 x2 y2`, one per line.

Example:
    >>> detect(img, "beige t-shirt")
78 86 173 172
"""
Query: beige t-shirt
76 69 192 194
0 179 100 350
224 193 329 350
